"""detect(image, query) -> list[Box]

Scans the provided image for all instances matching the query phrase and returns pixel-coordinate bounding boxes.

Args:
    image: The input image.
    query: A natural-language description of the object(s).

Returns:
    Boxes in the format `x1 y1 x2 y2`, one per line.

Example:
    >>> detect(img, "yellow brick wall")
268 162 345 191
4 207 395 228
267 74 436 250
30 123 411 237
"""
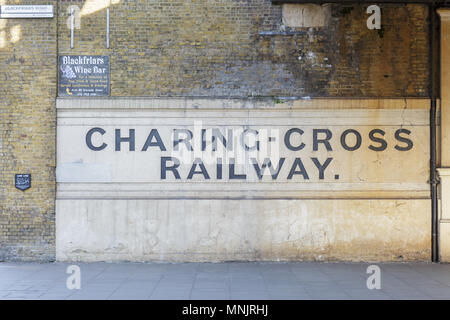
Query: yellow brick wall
0 0 57 261
58 1 429 97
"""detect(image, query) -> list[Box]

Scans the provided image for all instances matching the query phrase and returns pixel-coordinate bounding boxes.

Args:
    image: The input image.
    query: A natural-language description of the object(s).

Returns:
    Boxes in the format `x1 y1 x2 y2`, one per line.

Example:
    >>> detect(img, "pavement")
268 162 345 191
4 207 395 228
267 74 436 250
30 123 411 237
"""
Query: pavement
1 261 450 300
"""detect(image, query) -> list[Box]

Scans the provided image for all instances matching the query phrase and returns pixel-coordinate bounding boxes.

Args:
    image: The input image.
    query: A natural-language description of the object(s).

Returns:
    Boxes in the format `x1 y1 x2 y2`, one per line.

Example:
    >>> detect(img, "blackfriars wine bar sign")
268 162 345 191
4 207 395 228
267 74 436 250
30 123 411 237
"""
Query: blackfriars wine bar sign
58 55 110 97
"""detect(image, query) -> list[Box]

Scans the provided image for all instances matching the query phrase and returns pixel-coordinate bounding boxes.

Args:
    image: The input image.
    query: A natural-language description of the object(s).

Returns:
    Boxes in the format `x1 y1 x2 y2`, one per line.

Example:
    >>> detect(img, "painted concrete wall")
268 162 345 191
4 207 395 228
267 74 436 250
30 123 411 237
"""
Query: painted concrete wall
56 98 431 262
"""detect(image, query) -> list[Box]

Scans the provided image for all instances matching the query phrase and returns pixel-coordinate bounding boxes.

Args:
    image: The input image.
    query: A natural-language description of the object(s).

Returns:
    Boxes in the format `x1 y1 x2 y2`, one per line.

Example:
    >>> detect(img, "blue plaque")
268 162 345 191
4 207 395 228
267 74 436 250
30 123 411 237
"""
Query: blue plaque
15 174 31 191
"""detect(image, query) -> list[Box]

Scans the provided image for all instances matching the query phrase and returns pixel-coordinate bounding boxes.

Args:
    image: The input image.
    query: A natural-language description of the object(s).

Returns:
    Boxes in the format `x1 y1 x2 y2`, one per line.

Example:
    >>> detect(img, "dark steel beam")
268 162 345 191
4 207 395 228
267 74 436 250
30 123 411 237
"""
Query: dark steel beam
272 1 450 5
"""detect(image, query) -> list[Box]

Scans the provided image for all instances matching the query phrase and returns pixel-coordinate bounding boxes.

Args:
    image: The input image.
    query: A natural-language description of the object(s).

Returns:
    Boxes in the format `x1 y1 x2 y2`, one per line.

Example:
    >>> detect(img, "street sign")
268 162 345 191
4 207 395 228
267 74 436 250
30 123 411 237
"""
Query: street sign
0 5 54 19
59 55 110 97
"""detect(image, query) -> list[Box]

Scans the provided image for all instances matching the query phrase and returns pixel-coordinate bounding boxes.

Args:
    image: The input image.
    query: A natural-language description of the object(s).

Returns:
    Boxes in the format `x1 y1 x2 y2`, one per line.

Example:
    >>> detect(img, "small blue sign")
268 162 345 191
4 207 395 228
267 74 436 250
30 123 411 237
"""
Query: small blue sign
15 174 31 191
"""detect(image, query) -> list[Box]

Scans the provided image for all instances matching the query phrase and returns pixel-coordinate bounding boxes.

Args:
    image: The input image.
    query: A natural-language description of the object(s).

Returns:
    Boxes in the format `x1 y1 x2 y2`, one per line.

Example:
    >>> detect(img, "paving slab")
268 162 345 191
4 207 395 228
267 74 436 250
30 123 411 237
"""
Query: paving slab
1 262 450 300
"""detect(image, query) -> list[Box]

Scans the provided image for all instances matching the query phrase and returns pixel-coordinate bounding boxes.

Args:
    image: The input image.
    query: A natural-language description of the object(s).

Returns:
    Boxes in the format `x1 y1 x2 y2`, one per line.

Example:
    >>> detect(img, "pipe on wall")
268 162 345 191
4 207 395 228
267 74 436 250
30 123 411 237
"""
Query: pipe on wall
430 2 439 263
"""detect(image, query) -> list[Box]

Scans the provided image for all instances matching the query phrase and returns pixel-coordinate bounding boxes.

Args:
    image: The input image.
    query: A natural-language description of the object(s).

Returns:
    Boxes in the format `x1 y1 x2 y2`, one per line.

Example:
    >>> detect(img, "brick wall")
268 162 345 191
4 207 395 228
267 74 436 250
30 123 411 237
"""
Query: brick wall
58 1 429 97
0 0 57 261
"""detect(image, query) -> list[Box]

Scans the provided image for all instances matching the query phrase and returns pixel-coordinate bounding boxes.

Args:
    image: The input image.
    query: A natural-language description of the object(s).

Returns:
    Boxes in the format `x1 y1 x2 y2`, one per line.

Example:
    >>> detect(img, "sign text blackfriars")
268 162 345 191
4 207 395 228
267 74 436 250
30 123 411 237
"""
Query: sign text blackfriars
84 126 413 181
58 55 110 97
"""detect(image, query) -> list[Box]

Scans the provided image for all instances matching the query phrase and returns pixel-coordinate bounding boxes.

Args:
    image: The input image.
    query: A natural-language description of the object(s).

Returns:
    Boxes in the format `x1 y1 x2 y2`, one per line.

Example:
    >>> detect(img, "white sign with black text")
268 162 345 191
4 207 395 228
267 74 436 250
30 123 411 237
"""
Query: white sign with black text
0 5 54 19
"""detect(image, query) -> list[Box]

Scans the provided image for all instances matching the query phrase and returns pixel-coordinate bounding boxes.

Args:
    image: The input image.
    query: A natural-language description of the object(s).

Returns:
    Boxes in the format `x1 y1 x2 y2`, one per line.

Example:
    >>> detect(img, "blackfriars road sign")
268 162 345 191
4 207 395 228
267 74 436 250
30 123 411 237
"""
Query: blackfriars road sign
0 5 54 19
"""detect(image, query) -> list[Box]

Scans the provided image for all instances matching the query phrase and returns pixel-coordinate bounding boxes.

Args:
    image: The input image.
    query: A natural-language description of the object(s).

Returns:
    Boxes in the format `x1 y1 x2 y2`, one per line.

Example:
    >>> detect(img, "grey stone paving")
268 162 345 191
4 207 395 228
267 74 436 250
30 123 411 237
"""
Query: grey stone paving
0 262 450 300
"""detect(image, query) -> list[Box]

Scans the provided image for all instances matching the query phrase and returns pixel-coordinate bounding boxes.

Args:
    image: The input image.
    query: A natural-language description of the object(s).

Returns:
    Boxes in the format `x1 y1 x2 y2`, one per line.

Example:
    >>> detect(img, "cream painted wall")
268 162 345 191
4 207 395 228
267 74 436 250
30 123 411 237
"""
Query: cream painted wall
55 98 431 262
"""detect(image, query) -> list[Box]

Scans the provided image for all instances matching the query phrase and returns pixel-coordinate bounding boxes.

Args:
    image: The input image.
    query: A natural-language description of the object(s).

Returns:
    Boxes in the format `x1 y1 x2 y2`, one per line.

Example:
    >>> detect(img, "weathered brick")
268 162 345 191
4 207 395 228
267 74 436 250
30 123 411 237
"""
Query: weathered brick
0 0 57 261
